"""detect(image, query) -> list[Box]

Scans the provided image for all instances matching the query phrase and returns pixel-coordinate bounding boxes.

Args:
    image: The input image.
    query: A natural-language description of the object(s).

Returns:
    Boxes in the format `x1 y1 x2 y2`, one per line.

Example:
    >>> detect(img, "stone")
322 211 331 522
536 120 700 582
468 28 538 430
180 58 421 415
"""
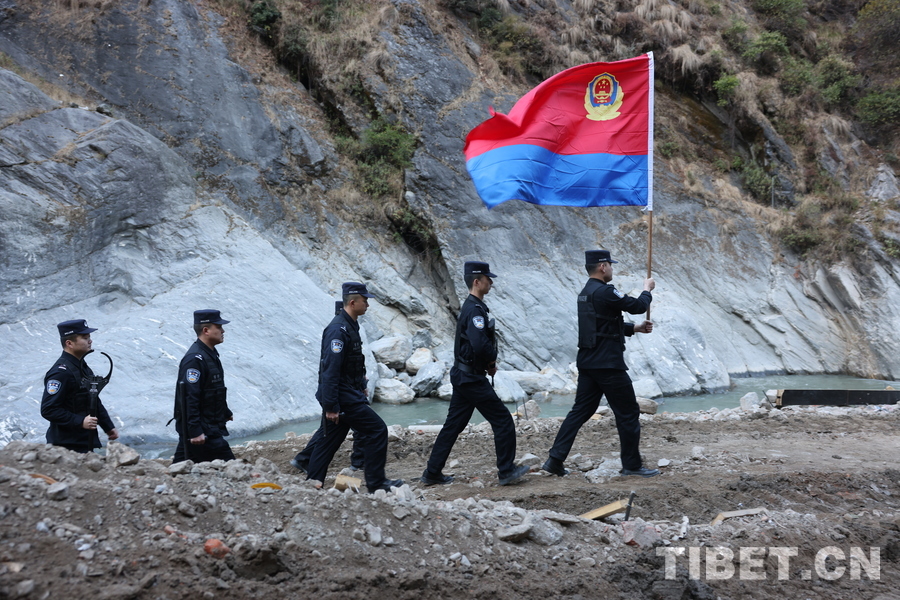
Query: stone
436 383 453 401
168 461 193 476
740 392 762 411
621 518 662 547
658 458 671 467
867 164 900 202
496 520 532 543
491 371 527 404
528 518 565 545
386 424 403 441
632 378 664 399
691 446 706 460
370 336 413 370
46 482 69 501
405 348 433 375
106 442 141 467
516 453 542 467
377 363 395 379
637 398 658 414
374 379 415 404
410 360 446 396
222 460 253 481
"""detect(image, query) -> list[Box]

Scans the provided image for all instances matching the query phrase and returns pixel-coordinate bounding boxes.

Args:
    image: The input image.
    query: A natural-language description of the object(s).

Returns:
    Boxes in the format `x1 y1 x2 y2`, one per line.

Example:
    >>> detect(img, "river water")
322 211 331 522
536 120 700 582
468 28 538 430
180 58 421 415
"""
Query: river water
217 373 898 451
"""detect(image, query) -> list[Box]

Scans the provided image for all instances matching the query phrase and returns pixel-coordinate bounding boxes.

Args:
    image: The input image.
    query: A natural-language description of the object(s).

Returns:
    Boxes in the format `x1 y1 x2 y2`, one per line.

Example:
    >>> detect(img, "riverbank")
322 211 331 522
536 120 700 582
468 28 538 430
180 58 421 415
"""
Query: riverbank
1 403 898 599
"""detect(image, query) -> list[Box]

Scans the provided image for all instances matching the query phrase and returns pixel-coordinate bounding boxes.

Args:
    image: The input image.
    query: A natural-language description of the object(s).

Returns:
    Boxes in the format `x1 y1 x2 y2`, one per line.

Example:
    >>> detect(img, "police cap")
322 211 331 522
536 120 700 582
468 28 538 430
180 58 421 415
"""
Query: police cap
585 249 618 264
57 319 97 338
342 282 375 298
464 261 498 278
194 309 230 325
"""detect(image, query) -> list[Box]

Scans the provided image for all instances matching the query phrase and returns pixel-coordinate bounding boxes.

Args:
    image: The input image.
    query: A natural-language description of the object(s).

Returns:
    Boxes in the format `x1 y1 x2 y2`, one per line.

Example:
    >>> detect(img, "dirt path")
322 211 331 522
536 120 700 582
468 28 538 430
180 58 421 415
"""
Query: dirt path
1 405 898 599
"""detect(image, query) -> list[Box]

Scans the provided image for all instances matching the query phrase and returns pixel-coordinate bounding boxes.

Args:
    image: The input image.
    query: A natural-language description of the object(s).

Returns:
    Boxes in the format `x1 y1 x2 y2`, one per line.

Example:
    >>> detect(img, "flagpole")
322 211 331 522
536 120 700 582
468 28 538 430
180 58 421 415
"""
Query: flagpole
645 52 654 322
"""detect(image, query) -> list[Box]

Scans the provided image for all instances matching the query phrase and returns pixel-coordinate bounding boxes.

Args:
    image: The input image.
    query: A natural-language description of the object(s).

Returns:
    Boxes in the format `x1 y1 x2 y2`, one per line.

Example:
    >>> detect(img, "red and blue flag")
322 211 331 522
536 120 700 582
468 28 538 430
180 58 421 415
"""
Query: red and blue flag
464 53 654 210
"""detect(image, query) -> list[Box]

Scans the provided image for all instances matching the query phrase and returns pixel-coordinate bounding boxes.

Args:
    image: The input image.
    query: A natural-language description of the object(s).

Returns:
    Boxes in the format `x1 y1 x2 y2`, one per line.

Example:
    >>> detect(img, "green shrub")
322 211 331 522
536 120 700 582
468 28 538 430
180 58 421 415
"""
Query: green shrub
743 31 789 74
814 55 859 107
659 140 680 158
752 0 807 37
714 74 740 107
248 0 281 41
722 18 749 52
742 163 773 201
854 0 900 51
780 55 813 96
780 228 822 253
360 118 416 169
857 88 900 126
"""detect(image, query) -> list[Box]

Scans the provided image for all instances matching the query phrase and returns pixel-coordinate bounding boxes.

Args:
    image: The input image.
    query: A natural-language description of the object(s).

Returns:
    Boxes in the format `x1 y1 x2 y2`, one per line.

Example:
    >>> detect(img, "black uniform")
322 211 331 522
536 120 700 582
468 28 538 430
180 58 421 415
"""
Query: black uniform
548 278 652 470
41 352 115 452
424 294 518 480
306 310 390 492
172 339 235 463
292 301 365 472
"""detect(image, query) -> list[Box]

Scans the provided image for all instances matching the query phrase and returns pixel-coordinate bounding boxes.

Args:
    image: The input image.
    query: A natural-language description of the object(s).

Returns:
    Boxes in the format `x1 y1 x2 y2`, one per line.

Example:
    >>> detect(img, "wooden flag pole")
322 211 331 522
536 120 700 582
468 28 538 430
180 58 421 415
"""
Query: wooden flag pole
646 210 653 321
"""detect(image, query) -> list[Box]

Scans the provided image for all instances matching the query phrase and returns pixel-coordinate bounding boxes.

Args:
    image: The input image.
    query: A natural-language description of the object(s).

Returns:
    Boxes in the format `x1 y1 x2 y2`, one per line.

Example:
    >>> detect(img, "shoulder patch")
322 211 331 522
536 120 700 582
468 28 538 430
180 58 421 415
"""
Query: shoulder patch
331 339 344 353
613 288 625 299
46 380 61 395
473 316 485 329
186 368 201 384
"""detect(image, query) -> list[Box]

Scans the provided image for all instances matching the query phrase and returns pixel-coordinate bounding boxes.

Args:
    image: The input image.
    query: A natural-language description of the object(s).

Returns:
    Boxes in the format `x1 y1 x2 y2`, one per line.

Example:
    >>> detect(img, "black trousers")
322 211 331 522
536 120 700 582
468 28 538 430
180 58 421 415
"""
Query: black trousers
293 417 365 469
548 368 643 471
425 376 517 479
173 435 235 463
306 402 388 491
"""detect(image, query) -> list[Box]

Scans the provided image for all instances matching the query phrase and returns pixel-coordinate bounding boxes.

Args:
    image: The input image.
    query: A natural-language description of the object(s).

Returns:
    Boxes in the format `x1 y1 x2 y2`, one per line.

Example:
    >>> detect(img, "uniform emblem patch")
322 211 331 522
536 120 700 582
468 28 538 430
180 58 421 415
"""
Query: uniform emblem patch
473 316 485 329
186 369 201 384
47 380 61 395
331 340 344 353
613 288 624 298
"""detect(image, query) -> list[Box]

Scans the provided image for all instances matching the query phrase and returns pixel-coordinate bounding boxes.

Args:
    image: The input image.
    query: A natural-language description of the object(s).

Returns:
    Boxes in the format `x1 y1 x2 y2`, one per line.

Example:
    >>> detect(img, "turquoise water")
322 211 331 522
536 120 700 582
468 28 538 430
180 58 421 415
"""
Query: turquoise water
142 374 897 458
227 373 899 444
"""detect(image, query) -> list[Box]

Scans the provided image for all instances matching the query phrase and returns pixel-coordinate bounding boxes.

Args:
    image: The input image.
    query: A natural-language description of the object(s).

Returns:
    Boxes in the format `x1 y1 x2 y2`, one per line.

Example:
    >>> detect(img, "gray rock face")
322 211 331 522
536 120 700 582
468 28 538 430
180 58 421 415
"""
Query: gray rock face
0 0 898 449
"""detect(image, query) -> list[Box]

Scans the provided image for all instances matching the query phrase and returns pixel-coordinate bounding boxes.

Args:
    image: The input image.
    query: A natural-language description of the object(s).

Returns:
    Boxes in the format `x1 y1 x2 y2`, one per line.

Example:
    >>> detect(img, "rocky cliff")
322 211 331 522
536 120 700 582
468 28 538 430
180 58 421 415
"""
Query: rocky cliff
1 0 898 447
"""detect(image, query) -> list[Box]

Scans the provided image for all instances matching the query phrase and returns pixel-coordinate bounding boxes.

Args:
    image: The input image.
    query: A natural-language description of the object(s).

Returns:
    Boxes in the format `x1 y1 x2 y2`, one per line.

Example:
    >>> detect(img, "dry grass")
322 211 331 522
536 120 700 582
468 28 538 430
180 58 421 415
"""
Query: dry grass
671 44 703 77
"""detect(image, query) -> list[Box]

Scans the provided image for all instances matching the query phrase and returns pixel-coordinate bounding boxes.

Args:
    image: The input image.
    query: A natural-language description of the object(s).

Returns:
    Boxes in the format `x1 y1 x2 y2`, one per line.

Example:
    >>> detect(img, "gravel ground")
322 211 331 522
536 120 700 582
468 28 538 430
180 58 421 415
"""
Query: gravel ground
1 403 898 599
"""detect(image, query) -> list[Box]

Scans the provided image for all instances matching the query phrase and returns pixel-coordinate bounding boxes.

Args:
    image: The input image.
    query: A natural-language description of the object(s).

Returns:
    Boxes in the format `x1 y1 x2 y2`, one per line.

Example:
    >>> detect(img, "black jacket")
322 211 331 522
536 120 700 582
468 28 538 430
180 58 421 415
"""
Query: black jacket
315 310 367 413
174 339 232 439
576 278 651 370
451 294 497 384
41 352 114 449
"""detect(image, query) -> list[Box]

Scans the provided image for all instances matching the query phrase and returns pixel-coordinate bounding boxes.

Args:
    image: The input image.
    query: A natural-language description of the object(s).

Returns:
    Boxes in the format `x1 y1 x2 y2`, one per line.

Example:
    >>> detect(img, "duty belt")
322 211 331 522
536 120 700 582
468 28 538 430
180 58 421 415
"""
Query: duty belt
454 361 483 375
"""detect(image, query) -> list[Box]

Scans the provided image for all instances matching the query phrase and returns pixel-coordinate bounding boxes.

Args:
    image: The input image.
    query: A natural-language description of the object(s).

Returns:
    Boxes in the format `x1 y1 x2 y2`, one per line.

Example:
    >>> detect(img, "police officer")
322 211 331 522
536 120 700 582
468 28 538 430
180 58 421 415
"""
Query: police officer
543 249 659 478
421 262 529 487
305 283 403 493
41 319 119 453
291 300 365 474
172 310 235 463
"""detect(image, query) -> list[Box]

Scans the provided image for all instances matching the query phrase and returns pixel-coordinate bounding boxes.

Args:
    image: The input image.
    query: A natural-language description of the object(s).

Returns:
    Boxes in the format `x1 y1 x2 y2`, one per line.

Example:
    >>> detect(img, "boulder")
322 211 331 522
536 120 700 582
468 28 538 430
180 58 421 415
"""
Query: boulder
436 383 453 401
740 392 763 411
405 348 433 375
491 371 527 404
633 378 663 399
370 336 413 370
410 360 446 396
637 398 658 414
374 379 415 404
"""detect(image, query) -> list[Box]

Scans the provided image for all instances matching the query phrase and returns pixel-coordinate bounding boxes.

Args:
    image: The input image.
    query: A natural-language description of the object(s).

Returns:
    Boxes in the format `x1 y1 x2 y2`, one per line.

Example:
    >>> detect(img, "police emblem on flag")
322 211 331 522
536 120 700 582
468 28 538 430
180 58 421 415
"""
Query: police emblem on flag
331 339 344 353
584 73 624 121
187 369 201 383
47 380 61 395
473 316 485 329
